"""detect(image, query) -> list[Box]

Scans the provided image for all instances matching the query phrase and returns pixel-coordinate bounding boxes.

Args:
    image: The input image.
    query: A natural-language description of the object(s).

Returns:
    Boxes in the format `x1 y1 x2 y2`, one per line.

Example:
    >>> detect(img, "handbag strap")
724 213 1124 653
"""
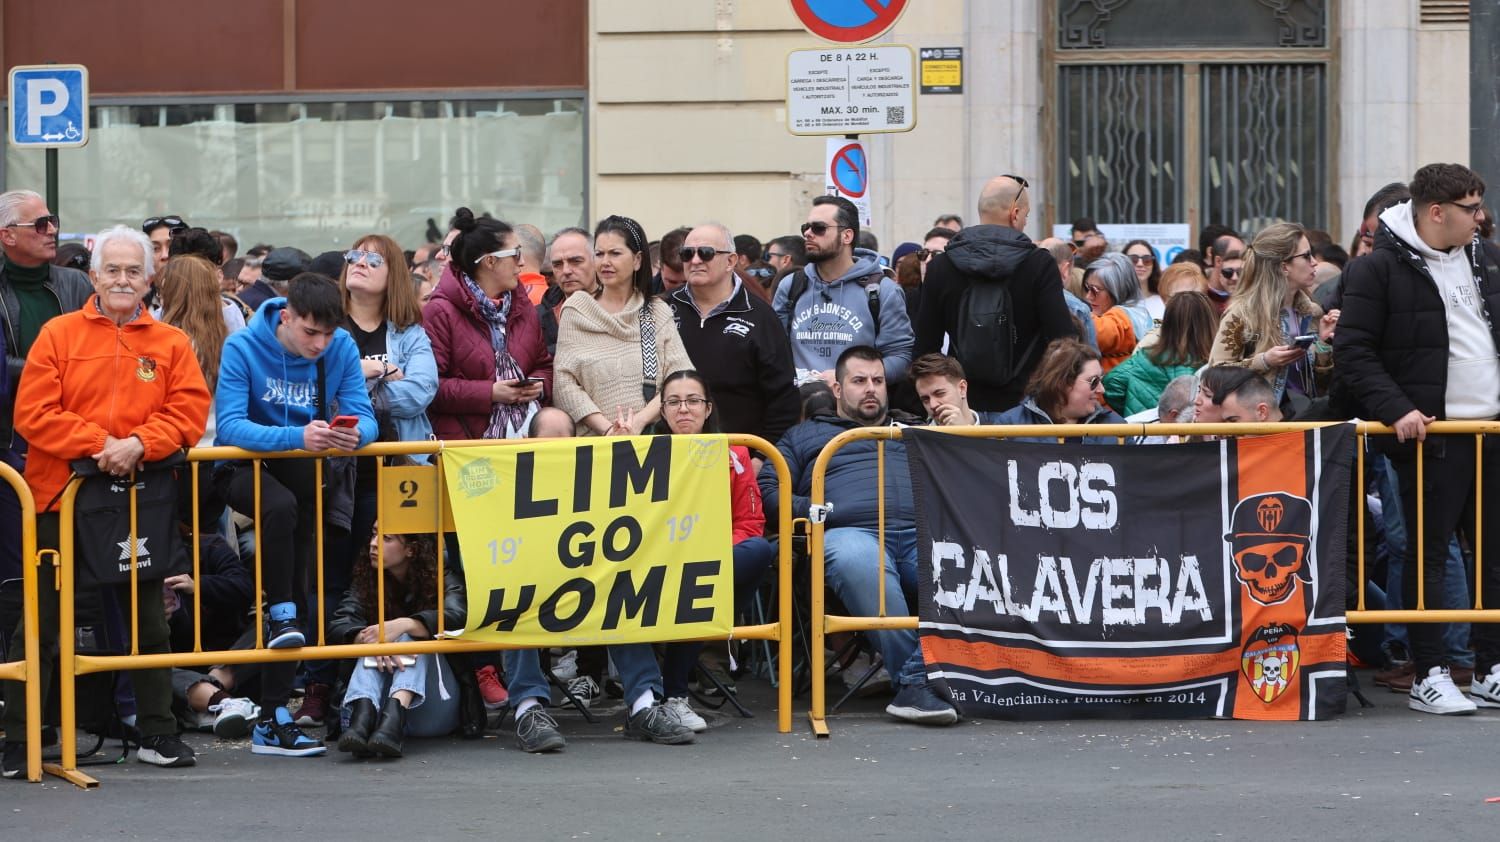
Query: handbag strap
639 301 659 402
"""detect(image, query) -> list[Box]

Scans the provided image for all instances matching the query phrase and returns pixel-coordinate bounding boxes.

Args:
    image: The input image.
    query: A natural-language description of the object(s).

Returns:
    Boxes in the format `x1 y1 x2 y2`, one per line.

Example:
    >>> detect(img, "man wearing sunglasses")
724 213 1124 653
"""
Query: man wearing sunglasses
914 174 1076 413
1337 162 1500 716
666 224 799 444
0 189 92 590
772 195 913 385
1205 234 1246 315
143 214 189 279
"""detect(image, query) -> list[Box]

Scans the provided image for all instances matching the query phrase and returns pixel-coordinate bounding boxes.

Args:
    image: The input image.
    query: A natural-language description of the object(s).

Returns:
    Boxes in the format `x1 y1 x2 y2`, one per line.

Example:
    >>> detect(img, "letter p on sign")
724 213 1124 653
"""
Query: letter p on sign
8 65 90 148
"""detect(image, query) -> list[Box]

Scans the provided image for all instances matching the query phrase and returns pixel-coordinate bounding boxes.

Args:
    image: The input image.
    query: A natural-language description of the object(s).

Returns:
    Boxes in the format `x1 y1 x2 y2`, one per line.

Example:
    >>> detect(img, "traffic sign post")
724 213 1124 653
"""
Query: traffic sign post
825 137 871 226
790 0 909 44
8 64 90 215
786 46 916 136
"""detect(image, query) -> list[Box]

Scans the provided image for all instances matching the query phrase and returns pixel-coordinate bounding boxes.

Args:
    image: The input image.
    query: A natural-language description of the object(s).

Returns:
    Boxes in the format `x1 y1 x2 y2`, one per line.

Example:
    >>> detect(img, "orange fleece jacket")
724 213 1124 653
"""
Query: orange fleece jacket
14 303 210 510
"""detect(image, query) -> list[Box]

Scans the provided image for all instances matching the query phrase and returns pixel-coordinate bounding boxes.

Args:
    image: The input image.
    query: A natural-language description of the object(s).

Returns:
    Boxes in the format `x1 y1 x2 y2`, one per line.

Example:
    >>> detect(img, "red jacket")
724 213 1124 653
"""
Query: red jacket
729 445 764 544
14 304 209 510
422 265 554 439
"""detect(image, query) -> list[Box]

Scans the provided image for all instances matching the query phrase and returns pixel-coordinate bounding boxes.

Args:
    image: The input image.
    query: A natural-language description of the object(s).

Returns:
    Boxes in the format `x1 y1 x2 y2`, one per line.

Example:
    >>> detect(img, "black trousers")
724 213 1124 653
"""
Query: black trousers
1389 434 1500 675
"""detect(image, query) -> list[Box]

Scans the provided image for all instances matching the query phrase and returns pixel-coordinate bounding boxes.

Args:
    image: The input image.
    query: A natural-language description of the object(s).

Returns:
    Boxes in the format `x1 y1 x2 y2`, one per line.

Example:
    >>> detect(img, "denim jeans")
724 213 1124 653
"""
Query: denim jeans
343 635 459 738
822 526 928 687
506 642 662 708
662 537 776 697
1372 455 1473 667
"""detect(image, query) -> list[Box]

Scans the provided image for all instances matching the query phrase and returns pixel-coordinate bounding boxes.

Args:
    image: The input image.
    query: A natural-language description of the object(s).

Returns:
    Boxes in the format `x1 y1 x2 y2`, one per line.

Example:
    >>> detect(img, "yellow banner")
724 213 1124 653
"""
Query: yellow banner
441 435 734 646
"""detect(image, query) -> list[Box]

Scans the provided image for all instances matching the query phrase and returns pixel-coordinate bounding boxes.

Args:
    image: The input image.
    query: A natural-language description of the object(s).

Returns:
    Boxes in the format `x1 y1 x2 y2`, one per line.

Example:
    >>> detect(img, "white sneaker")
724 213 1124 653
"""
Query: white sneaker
1471 665 1500 708
1409 666 1477 715
662 696 708 733
565 676 601 710
551 650 579 682
211 697 261 738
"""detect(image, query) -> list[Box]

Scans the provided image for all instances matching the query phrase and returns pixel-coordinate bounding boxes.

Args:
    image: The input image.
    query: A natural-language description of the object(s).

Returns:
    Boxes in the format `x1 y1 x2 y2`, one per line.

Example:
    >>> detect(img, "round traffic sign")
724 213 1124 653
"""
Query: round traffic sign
790 0 909 44
830 142 867 198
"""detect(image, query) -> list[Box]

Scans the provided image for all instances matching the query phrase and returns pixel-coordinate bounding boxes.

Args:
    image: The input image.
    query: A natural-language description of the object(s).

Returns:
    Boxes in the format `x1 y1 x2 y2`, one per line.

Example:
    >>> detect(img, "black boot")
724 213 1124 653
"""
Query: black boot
337 698 377 757
367 697 407 758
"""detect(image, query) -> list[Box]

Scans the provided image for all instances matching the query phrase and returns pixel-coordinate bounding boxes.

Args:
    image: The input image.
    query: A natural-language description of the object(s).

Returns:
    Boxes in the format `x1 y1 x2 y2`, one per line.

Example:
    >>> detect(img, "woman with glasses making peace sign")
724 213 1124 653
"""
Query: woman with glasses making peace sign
1209 222 1338 414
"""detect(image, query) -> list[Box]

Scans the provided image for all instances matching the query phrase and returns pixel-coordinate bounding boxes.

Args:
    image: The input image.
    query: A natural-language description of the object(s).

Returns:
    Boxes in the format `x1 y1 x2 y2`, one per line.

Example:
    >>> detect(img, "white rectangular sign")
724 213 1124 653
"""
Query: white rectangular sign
1051 223 1193 264
786 45 916 136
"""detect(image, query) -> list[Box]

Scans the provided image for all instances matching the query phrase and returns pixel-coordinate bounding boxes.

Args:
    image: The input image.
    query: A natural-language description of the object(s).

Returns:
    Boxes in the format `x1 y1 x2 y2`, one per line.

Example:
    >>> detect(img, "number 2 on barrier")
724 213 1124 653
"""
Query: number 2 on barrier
379 465 455 534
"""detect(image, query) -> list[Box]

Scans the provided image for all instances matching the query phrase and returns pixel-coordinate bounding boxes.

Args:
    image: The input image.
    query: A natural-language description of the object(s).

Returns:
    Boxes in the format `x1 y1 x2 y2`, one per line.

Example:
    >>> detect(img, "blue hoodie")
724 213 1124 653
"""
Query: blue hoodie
215 298 377 452
772 247 915 382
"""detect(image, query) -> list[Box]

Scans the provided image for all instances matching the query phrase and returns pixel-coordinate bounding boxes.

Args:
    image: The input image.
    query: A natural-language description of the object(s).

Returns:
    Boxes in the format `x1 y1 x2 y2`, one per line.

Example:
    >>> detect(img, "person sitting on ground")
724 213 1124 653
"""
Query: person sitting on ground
992 338 1126 442
759 345 959 726
1103 290 1217 416
652 370 773 733
1083 253 1153 373
910 353 1003 426
332 529 466 759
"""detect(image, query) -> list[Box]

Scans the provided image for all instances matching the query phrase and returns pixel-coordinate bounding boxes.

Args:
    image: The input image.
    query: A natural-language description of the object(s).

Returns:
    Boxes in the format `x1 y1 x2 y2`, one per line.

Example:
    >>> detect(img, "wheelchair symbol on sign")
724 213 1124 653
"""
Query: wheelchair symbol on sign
39 122 81 143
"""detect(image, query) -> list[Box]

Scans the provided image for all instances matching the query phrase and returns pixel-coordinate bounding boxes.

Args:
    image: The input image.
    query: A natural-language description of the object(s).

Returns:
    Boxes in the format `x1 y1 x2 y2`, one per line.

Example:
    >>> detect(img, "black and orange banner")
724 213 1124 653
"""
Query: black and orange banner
907 426 1353 720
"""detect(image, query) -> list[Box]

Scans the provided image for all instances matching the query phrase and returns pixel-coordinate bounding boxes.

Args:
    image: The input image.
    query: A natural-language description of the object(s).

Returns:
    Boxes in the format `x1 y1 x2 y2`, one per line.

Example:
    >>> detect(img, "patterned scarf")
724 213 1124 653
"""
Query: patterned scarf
463 274 536 438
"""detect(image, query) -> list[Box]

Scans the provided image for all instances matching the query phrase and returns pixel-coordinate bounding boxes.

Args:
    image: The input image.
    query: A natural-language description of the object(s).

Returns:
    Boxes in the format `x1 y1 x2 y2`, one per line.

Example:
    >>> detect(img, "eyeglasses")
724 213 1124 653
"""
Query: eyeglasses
1447 199 1486 217
5 214 59 234
344 249 385 269
142 215 186 234
800 221 844 237
99 264 146 281
765 250 786 260
678 245 733 263
918 248 944 261
1002 173 1029 213
1284 249 1315 264
1221 266 1242 279
1083 284 1107 296
483 247 522 262
664 396 709 409
1081 374 1103 390
1126 253 1154 264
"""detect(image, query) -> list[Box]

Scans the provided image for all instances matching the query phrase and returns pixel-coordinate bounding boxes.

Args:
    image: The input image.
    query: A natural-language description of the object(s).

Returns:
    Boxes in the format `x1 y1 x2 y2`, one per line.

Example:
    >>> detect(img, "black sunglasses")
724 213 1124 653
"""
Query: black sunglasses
800 221 844 237
143 215 187 234
5 214 59 234
678 245 732 263
1001 173 1030 189
1221 266 1242 279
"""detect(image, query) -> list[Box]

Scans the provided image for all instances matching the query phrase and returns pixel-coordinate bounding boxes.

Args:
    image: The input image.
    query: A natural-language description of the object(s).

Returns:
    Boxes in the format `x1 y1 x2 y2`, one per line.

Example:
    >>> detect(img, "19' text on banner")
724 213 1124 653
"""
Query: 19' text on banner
442 437 733 646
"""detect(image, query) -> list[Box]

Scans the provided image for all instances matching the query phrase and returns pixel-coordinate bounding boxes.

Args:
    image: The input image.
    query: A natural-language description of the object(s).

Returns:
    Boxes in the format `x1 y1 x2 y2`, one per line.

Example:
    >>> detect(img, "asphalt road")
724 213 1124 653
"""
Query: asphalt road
3 671 1499 840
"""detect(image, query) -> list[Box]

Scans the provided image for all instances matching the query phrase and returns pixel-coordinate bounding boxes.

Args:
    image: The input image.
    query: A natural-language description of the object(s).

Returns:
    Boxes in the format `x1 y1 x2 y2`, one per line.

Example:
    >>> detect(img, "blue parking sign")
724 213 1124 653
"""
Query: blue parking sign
8 65 89 148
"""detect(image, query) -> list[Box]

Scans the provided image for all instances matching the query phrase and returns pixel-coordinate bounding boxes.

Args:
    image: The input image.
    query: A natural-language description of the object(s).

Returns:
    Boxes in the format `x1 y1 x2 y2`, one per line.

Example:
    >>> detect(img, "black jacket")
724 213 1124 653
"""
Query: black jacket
167 533 255 654
539 283 565 355
1333 225 1500 429
756 410 920 533
667 281 801 443
329 559 468 644
914 225 1076 412
0 262 92 447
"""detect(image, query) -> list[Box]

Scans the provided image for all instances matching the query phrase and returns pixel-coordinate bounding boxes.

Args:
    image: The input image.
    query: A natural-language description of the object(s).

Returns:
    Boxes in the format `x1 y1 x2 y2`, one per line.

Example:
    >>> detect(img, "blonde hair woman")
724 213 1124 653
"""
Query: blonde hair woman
1208 222 1338 410
158 255 230 441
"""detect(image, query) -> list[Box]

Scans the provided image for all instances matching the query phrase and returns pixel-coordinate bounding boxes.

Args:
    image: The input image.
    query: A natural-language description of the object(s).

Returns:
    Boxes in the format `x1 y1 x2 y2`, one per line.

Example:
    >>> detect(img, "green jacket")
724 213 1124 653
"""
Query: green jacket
1103 348 1197 417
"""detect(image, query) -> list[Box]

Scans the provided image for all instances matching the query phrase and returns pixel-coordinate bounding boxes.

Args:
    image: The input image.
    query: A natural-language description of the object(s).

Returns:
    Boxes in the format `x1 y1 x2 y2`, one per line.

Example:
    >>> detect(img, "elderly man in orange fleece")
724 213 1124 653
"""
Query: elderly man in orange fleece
0 225 209 779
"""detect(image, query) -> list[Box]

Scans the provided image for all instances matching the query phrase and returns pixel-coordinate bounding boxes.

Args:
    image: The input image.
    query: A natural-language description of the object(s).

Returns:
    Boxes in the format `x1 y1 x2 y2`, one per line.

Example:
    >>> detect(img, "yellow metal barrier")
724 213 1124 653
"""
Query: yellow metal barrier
44 435 793 788
0 461 42 781
804 420 1500 737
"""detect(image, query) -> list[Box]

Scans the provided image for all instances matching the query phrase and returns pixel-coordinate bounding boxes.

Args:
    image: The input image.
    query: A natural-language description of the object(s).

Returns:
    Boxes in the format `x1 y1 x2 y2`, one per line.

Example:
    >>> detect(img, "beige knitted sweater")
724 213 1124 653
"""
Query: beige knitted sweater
553 289 693 434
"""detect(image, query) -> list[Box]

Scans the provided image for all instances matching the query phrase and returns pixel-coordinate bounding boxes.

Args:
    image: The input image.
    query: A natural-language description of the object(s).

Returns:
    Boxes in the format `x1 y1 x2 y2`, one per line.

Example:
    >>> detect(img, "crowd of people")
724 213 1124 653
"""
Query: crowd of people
2 159 1500 777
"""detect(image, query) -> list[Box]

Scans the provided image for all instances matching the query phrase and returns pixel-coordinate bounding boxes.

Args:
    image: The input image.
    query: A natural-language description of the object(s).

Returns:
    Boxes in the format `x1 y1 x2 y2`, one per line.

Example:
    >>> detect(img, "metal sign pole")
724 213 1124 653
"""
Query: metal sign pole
46 147 58 213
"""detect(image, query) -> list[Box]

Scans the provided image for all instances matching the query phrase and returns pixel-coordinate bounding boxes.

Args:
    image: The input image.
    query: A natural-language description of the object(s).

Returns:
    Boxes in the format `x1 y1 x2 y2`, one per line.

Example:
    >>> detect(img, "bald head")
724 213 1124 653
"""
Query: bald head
515 224 546 268
978 176 1030 230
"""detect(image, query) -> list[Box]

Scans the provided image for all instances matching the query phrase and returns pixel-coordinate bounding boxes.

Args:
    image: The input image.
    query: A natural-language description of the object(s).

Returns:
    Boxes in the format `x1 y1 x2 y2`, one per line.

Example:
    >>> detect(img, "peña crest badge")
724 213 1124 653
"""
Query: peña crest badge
1241 623 1301 704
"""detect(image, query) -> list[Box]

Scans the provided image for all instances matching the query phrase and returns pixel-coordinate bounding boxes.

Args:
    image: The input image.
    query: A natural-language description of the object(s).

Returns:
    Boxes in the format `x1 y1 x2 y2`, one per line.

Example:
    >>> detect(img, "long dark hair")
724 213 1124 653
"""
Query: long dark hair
1122 239 1162 295
593 215 653 300
653 369 722 434
1148 291 1217 368
354 532 440 620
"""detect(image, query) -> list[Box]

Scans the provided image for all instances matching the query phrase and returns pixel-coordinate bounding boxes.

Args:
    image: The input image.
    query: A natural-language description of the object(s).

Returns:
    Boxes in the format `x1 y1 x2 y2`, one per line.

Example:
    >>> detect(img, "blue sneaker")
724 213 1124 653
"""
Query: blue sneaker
251 707 326 756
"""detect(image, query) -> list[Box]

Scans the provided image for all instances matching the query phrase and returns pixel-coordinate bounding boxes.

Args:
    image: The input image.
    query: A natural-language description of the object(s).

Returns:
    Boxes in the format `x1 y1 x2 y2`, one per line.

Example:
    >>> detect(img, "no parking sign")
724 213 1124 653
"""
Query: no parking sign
790 0 909 44
825 138 872 226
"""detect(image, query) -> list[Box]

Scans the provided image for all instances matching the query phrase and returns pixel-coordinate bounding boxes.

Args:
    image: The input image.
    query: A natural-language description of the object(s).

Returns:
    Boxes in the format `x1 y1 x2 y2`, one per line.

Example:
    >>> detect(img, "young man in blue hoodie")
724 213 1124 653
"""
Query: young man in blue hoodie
215 272 377 755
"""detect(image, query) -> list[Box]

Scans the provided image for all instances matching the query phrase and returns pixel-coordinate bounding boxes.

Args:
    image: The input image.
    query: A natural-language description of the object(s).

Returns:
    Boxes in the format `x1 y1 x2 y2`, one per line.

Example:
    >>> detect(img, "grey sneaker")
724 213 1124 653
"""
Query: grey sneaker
662 696 708 733
515 707 566 753
624 703 696 745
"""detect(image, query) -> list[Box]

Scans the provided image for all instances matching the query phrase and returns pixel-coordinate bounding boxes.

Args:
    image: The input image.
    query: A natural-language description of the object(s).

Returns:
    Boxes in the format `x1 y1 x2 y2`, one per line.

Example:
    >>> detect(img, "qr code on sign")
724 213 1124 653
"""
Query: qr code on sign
886 106 905 124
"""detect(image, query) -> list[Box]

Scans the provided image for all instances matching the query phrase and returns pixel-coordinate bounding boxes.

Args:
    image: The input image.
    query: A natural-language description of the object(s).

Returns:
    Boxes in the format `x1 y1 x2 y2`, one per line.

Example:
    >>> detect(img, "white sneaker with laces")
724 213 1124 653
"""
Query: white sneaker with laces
662 696 709 733
1471 665 1500 708
1409 666 1477 715
212 697 262 738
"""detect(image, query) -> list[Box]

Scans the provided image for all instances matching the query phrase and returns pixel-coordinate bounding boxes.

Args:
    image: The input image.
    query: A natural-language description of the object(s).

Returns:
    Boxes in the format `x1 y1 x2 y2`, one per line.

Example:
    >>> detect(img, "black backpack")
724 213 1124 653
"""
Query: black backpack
951 279 1036 390
784 267 882 341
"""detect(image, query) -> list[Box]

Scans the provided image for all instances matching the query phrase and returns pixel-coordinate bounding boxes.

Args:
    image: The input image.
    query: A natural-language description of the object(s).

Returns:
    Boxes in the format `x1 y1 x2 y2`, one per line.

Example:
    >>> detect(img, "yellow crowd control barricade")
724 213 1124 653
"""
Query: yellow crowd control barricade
45 436 792 788
804 420 1500 737
0 461 42 781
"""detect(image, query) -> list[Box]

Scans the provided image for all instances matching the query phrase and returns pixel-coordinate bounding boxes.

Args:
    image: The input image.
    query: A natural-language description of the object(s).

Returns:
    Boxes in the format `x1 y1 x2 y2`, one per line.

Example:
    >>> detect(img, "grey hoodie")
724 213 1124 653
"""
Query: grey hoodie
772 247 914 382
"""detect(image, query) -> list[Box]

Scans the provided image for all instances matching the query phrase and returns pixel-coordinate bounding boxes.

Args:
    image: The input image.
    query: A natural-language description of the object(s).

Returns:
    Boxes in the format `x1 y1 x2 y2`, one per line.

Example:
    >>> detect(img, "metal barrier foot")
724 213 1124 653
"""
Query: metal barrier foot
43 763 98 789
807 713 829 738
